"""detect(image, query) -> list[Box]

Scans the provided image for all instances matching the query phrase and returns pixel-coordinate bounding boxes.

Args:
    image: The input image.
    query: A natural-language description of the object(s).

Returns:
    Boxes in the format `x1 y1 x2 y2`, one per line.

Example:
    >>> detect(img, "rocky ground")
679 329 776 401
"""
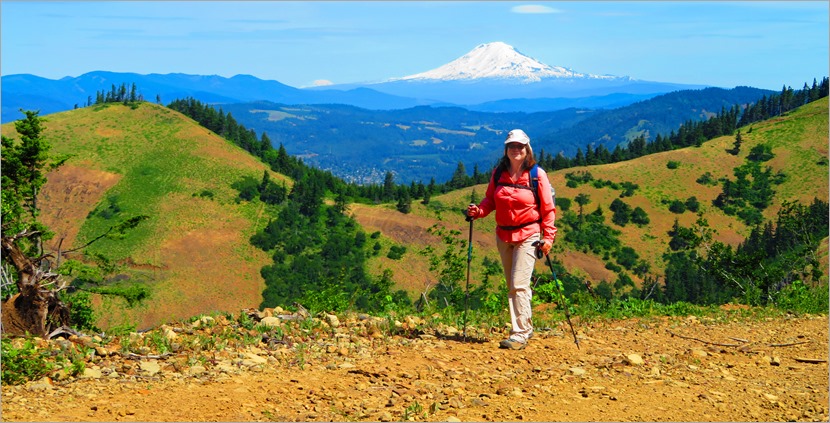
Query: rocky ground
1 307 828 422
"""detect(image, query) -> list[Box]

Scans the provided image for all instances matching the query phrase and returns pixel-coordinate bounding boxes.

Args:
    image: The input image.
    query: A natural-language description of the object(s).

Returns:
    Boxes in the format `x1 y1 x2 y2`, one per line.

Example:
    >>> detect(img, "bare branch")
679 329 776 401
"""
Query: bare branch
768 341 810 347
46 325 84 339
667 330 744 347
794 357 826 364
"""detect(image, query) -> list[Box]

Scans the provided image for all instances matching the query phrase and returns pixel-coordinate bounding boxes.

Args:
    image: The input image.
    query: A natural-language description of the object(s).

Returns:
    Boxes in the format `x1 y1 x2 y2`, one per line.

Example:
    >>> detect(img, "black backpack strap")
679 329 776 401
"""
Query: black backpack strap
530 164 540 211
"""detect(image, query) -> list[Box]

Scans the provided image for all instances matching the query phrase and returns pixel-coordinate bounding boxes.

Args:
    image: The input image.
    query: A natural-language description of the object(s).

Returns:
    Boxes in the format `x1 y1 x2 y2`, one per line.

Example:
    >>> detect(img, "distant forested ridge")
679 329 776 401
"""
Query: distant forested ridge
215 85 778 184
168 77 828 214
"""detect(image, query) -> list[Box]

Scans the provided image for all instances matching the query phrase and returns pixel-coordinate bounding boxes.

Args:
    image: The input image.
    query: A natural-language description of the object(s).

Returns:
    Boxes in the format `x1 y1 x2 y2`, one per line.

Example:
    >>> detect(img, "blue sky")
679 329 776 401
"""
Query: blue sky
2 1 827 90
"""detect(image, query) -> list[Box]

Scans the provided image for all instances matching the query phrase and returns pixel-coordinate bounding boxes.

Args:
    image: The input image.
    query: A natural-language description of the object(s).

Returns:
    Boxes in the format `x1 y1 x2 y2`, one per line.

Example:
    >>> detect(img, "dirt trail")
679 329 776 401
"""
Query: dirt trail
2 312 827 422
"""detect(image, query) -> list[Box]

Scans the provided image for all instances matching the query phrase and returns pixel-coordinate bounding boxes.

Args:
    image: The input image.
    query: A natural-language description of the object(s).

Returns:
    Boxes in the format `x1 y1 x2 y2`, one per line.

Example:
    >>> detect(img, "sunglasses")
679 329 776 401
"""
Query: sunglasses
506 143 525 149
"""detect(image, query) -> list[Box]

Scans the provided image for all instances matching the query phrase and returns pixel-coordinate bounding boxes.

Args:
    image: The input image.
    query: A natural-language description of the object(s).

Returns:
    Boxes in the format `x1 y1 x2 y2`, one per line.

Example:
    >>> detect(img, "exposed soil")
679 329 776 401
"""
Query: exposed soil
38 164 122 253
2 309 827 422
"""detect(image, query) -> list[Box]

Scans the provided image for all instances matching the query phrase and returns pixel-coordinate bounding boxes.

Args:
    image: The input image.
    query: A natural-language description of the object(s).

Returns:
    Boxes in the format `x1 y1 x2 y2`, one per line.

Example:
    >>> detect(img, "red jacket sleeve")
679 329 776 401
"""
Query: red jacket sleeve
476 169 498 218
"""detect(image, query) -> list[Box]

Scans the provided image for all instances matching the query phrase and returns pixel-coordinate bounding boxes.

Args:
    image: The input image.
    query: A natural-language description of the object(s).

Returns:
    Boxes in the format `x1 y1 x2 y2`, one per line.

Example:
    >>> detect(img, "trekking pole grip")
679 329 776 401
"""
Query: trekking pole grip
465 203 475 222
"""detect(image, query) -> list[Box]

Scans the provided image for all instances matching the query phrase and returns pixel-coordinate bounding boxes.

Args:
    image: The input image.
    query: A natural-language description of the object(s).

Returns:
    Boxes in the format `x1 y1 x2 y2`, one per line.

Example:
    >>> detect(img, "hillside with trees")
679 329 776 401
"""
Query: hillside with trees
1 79 826 336
1 103 280 331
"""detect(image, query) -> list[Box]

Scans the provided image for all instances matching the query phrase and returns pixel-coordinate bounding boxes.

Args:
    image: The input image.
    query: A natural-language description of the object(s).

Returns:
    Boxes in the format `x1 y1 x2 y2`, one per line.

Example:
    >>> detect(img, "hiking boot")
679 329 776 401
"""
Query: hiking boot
499 338 527 350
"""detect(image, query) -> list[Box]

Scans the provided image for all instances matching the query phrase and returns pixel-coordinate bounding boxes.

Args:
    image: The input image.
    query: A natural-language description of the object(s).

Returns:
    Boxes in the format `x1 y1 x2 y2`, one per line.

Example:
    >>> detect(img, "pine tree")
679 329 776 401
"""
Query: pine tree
731 130 742 155
449 162 468 189
382 171 395 202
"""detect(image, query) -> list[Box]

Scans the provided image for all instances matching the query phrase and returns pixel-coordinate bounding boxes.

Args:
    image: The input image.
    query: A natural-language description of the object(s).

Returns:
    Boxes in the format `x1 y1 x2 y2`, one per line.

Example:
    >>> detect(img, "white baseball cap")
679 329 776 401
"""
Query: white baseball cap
505 129 530 145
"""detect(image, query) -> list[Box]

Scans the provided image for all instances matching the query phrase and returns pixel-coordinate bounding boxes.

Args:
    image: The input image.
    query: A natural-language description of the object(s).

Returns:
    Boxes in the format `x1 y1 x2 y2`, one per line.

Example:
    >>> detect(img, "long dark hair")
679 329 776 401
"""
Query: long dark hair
497 143 537 173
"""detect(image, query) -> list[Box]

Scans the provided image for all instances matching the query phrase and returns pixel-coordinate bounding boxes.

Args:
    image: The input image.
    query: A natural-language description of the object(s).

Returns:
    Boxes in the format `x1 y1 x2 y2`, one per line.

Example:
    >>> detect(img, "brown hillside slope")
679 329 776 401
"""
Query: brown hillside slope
2 103 285 330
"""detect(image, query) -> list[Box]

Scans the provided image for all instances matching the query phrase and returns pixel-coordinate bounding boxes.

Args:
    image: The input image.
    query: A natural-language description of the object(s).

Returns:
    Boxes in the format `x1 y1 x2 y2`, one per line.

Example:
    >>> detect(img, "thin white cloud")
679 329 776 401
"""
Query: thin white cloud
312 79 333 87
511 4 562 14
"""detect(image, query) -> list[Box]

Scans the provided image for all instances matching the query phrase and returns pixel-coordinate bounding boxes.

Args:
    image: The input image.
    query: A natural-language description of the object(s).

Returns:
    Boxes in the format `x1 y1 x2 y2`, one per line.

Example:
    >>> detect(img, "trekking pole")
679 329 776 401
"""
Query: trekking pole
462 204 475 341
533 241 579 349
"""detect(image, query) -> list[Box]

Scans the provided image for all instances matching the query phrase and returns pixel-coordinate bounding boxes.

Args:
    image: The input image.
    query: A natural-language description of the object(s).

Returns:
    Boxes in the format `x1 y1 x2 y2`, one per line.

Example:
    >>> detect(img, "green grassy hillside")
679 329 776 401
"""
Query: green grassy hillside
2 102 289 330
374 97 828 293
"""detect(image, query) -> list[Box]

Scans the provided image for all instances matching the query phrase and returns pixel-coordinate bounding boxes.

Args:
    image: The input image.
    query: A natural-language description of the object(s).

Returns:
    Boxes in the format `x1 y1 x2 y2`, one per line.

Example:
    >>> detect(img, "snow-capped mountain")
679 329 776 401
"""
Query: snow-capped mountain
295 41 703 108
393 41 620 83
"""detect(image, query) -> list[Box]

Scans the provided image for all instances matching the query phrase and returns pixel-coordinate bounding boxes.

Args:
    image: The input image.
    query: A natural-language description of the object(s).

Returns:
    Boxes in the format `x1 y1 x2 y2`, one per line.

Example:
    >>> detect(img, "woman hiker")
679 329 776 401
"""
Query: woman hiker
466 129 557 350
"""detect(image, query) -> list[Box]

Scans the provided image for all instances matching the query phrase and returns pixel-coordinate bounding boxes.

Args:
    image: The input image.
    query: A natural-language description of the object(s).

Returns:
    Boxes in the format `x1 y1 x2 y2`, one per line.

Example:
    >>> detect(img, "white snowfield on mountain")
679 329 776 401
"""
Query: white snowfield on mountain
393 42 623 83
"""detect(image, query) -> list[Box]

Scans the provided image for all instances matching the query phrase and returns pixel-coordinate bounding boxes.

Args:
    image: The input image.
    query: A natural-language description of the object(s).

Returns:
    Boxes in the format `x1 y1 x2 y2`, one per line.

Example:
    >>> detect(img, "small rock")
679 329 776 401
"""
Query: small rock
81 367 103 379
260 316 281 328
495 386 523 397
325 314 341 328
187 364 207 376
163 328 178 341
216 363 237 374
139 361 161 376
27 377 54 391
589 385 606 394
242 352 267 364
472 398 488 407
569 367 587 376
625 354 645 366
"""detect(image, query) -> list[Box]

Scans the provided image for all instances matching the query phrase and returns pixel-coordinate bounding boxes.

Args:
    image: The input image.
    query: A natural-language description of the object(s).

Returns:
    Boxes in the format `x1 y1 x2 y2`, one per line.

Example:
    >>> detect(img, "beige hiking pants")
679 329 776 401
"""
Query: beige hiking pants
496 233 539 342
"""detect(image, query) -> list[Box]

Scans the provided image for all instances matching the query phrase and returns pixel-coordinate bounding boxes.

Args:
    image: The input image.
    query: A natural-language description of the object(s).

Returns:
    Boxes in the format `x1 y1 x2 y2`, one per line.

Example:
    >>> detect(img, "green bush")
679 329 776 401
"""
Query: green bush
774 280 829 314
696 172 718 186
1 338 54 386
747 144 774 162
193 189 214 199
630 207 650 225
668 200 687 214
387 245 407 260
685 196 700 213
65 291 99 332
232 176 260 201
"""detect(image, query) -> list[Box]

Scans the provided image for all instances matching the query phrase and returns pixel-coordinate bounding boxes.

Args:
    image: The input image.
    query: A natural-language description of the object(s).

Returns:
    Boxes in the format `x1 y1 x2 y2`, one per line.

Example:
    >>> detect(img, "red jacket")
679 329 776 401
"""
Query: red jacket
475 166 557 245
